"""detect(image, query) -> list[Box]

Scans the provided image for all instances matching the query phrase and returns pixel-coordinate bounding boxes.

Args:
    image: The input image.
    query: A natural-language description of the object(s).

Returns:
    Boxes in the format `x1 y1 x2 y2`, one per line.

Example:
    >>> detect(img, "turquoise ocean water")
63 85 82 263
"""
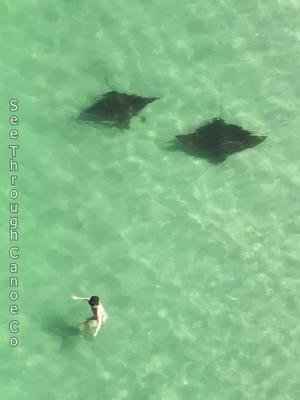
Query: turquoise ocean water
1 1 300 399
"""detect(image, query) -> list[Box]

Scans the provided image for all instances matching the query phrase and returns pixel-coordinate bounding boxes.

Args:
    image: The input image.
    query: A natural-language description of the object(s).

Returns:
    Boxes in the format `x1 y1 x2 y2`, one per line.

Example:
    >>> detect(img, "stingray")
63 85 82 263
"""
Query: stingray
176 118 267 163
80 90 159 129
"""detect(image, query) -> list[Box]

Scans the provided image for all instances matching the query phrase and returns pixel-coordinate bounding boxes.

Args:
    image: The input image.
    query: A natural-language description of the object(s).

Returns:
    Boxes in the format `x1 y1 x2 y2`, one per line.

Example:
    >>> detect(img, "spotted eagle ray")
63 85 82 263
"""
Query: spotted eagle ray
80 91 159 129
176 118 267 163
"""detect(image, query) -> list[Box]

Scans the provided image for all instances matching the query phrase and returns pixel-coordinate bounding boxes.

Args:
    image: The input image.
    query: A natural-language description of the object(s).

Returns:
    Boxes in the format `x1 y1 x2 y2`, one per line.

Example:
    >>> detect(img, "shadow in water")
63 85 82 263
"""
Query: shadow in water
41 311 93 350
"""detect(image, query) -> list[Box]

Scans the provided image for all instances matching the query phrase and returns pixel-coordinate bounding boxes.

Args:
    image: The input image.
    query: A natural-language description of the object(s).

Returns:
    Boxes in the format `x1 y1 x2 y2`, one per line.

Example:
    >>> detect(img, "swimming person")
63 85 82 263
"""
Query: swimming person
71 295 108 336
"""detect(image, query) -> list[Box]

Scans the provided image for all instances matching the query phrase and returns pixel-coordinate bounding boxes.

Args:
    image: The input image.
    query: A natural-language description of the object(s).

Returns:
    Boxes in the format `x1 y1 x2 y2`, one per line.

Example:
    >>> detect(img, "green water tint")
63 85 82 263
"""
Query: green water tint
1 0 300 399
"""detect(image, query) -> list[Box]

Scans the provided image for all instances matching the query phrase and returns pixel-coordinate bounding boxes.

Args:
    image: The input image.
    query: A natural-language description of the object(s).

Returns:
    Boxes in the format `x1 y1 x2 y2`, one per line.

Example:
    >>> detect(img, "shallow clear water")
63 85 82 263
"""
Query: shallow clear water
1 1 300 399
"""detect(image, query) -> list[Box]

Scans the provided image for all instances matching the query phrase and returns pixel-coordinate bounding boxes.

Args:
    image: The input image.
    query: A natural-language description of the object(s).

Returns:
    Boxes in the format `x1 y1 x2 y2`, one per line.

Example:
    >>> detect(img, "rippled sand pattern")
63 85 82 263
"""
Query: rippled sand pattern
1 0 300 399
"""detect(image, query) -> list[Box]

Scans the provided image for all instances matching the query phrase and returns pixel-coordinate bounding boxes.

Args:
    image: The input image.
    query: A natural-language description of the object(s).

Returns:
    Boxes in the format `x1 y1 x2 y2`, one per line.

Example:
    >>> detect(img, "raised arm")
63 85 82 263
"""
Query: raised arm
71 295 90 301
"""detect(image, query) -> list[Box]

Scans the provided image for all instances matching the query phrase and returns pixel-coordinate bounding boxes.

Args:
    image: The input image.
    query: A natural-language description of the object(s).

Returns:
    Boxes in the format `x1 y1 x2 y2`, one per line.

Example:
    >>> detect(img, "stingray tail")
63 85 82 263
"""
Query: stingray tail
100 62 115 91
217 91 224 120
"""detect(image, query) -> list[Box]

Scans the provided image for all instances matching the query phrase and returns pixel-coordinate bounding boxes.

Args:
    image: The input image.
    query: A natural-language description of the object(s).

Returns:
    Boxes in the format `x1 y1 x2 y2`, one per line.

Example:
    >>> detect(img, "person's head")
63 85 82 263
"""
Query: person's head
88 296 99 308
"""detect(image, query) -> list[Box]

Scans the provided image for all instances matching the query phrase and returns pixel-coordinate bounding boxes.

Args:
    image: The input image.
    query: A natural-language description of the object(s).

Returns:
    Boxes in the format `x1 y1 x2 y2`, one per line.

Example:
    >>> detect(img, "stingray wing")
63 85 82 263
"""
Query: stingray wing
176 132 204 149
245 135 267 148
220 140 247 155
80 91 158 129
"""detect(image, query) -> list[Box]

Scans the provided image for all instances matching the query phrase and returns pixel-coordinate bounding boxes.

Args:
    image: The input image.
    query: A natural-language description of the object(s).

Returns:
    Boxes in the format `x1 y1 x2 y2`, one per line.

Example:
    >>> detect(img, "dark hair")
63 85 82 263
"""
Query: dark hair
88 296 99 306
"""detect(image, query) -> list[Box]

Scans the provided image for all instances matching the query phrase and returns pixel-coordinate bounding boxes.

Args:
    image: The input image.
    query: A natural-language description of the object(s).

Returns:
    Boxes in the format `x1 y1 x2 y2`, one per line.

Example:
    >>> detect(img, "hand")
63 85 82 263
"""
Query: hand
93 323 101 337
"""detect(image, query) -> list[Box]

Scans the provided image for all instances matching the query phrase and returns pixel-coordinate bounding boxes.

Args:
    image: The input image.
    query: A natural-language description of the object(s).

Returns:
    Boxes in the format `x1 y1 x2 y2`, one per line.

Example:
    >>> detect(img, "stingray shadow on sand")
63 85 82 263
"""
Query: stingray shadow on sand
171 117 267 163
79 90 159 129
